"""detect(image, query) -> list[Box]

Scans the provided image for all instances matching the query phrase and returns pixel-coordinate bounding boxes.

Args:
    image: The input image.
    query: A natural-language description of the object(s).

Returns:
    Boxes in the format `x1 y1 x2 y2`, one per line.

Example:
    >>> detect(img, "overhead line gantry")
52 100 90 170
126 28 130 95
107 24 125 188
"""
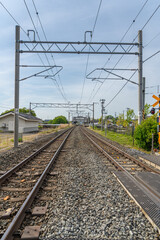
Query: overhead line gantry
14 26 142 147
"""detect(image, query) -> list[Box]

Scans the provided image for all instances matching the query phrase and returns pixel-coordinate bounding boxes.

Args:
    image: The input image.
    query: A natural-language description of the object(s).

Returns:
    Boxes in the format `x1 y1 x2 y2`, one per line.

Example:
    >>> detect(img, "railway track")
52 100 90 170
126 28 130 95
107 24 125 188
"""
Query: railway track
0 126 159 239
0 127 74 240
81 127 160 233
81 127 160 175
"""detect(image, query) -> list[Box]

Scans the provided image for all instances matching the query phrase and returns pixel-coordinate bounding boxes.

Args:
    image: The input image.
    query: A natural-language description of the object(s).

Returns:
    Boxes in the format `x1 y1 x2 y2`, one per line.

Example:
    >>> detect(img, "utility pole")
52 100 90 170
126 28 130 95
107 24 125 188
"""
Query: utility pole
142 77 145 120
29 102 31 114
138 30 143 124
14 25 20 148
93 102 95 129
100 99 105 131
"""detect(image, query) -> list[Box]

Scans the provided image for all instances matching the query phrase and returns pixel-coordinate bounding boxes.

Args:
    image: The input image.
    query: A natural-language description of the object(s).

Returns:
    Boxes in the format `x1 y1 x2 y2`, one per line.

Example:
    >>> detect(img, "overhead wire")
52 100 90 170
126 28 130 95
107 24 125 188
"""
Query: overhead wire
0 2 27 34
104 4 160 108
0 1 47 72
89 1 160 108
31 0 68 102
80 0 103 103
87 0 150 103
1 0 68 102
143 50 160 63
0 1 58 94
23 0 68 102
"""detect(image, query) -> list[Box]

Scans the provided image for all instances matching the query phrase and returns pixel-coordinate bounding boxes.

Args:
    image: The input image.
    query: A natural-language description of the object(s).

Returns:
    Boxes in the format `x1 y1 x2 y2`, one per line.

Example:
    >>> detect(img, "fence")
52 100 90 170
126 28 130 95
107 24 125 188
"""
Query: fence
0 133 14 150
95 124 134 136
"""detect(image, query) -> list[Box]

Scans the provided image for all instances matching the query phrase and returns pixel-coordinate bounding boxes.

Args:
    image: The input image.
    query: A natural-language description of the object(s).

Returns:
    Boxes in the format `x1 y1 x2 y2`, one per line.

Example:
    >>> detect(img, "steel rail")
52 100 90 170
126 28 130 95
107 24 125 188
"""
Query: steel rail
83 127 160 175
81 128 160 233
81 128 124 171
0 127 72 185
81 127 160 201
1 127 74 240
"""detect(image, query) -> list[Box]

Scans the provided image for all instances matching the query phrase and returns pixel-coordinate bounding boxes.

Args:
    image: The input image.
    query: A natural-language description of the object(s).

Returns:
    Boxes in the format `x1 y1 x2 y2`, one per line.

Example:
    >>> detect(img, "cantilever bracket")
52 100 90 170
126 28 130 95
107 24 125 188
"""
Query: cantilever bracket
86 68 138 85
19 66 63 81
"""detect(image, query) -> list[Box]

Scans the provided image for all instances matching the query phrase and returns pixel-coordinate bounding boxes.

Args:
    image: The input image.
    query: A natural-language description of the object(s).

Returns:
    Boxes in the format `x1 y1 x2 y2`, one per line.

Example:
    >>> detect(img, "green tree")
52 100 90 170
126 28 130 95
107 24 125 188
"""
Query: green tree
98 117 102 124
52 115 68 124
116 113 124 126
134 116 158 150
144 103 151 117
126 109 135 124
1 107 36 116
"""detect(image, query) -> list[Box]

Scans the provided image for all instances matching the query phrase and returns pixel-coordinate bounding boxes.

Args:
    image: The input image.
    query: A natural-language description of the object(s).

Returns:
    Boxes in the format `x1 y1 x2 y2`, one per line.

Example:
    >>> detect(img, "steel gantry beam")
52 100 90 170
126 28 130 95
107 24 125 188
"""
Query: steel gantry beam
14 25 142 148
30 102 93 111
19 41 139 55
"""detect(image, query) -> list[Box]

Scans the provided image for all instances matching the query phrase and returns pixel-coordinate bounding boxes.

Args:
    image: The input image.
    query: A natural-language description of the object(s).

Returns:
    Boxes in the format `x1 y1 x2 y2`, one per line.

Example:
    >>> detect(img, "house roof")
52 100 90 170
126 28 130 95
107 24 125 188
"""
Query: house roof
0 112 42 122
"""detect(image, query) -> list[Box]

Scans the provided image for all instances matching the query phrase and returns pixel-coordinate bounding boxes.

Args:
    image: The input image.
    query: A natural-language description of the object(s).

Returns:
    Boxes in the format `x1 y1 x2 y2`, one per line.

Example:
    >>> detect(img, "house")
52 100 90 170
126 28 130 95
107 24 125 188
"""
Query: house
0 112 42 133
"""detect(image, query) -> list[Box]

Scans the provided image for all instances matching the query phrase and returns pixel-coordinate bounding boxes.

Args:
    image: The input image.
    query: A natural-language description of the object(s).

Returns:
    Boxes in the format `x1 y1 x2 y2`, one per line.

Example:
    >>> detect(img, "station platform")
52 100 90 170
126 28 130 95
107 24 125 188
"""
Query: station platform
113 171 160 233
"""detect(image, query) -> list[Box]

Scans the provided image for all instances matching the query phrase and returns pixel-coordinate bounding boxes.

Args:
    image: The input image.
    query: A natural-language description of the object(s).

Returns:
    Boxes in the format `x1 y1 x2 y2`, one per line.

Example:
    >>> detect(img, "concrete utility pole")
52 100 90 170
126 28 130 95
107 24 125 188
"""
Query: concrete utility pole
14 25 20 148
93 103 95 129
142 77 145 120
138 30 143 124
100 99 105 131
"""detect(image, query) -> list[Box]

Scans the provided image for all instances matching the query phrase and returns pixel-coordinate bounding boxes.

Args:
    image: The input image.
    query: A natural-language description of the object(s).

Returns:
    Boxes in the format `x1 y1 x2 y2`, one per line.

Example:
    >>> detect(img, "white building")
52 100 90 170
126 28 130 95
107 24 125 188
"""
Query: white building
0 112 42 133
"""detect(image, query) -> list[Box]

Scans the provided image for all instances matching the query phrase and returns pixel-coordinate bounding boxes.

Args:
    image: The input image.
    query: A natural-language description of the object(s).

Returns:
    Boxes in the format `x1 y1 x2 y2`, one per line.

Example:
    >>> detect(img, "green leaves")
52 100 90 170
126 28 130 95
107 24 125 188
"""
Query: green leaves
1 107 36 116
49 115 68 124
134 116 158 150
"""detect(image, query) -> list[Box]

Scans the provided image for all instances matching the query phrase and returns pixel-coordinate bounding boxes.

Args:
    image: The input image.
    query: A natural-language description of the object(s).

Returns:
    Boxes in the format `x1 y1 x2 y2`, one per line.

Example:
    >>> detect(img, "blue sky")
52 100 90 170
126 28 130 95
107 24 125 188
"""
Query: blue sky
0 0 160 120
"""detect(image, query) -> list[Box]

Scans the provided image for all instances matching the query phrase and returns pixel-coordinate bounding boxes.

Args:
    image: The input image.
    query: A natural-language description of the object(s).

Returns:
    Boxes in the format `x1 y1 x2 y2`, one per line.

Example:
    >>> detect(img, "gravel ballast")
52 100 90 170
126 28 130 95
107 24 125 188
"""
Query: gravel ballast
0 127 159 239
38 127 158 239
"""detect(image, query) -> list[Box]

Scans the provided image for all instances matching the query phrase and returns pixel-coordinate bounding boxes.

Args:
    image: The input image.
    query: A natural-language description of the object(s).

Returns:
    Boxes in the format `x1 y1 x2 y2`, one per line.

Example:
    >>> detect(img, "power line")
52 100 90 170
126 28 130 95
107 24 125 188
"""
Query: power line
143 50 160 63
144 31 160 48
103 4 160 108
23 0 68 102
128 4 160 51
142 4 160 30
0 2 27 34
31 0 68 102
0 1 49 72
105 70 137 108
80 0 103 103
87 0 150 103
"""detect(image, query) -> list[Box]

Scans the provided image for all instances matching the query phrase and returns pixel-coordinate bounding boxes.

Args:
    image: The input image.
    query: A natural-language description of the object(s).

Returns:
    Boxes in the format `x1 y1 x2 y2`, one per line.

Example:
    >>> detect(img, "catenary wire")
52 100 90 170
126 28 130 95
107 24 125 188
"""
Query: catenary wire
143 50 160 63
0 1 67 102
23 0 68 102
104 1 160 109
80 0 103 103
144 31 160 48
89 2 159 106
87 0 150 103
32 0 68 102
0 2 27 34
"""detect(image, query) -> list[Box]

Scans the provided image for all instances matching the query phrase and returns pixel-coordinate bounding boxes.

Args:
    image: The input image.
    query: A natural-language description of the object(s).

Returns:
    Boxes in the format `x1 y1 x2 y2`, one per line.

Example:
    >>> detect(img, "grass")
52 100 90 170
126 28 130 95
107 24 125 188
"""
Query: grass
90 127 151 154
0 124 71 152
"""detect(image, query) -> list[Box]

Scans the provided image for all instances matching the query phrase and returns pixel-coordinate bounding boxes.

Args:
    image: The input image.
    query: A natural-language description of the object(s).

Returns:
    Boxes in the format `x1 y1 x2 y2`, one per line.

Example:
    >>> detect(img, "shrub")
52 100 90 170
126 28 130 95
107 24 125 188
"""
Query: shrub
134 116 158 150
52 116 68 124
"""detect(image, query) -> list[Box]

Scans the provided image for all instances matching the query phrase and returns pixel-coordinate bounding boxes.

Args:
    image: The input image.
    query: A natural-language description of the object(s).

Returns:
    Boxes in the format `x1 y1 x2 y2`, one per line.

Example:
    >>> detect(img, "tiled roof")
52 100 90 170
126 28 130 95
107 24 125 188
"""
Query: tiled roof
0 112 41 121
19 113 41 121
